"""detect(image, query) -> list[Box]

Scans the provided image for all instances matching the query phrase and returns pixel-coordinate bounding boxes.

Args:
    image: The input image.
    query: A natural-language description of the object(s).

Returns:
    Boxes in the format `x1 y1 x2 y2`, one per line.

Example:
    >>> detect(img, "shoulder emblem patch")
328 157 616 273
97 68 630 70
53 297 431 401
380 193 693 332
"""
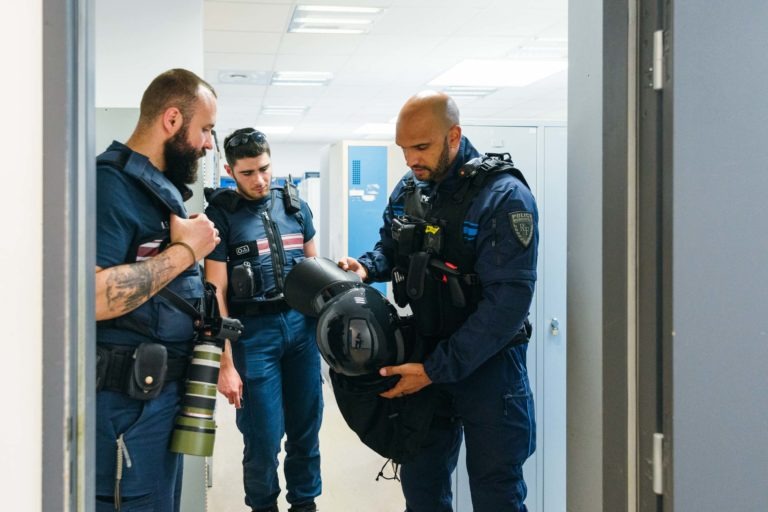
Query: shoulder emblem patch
509 211 533 248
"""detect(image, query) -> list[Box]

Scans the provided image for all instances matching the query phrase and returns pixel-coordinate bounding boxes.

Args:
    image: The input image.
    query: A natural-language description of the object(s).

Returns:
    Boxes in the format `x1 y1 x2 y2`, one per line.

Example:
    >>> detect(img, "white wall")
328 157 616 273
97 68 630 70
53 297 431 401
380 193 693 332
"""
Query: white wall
0 3 43 511
268 142 326 179
95 0 204 107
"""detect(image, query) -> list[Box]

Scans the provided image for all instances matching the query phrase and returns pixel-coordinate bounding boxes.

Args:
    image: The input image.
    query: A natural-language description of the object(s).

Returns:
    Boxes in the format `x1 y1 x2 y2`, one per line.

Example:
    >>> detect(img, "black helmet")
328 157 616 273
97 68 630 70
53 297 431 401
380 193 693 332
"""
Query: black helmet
317 285 406 377
284 256 362 317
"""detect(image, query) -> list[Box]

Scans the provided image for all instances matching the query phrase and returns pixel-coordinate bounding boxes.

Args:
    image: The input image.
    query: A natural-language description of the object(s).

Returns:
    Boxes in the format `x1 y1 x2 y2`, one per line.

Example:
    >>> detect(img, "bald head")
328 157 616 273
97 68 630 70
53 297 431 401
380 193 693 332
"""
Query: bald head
397 90 460 132
395 91 463 183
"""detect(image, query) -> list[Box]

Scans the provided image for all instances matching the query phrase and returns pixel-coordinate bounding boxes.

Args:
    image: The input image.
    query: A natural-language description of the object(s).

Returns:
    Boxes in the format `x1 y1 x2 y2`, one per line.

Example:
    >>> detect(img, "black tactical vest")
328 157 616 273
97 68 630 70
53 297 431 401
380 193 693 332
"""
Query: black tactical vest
96 146 204 345
392 153 531 340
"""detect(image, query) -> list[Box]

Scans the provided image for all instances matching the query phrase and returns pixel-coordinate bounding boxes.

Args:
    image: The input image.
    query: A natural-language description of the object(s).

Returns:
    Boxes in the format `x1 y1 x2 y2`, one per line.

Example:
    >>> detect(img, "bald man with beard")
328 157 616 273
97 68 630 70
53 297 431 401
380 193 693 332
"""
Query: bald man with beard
340 91 538 511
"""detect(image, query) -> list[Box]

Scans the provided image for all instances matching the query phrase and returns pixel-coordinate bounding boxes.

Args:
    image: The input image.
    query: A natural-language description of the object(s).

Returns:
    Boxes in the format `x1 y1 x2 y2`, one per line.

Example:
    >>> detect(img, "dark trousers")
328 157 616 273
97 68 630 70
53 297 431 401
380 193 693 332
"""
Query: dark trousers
96 381 184 511
234 309 323 510
401 344 535 512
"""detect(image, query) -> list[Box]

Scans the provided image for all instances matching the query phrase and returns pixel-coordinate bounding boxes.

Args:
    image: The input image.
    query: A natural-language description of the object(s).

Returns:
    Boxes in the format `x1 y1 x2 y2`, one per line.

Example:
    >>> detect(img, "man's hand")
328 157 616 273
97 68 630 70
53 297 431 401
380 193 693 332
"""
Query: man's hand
337 256 368 281
378 363 432 399
218 362 243 409
170 213 220 261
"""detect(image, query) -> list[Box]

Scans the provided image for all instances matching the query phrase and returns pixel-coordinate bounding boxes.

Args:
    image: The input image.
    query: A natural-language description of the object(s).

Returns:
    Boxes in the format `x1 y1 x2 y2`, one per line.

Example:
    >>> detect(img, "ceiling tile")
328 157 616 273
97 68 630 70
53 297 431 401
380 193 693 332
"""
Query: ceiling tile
205 52 276 71
352 35 443 56
204 30 283 54
273 54 350 73
371 6 482 36
278 33 364 56
204 2 292 32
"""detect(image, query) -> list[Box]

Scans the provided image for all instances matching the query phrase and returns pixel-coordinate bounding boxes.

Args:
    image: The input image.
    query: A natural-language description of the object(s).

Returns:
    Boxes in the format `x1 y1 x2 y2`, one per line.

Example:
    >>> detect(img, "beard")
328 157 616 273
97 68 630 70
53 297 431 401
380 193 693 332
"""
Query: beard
411 137 451 183
164 125 204 190
430 137 452 182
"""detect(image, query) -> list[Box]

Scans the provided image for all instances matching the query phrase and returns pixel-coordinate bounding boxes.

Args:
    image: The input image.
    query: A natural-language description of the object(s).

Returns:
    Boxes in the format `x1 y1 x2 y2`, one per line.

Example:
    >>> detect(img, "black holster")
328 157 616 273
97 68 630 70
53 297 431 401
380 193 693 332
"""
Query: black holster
96 343 187 400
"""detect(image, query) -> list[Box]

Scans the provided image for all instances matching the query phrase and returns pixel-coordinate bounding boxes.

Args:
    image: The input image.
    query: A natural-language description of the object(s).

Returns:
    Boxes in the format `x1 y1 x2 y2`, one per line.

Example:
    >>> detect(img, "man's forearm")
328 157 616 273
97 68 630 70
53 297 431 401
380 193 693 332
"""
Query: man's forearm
95 244 193 321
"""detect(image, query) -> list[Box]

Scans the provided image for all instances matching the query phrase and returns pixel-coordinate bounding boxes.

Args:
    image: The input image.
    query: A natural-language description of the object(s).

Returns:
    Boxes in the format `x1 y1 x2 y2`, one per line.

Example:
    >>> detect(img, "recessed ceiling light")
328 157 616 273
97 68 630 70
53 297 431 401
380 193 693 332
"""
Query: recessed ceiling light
295 5 382 14
289 4 383 34
290 27 366 34
293 17 372 25
429 59 568 88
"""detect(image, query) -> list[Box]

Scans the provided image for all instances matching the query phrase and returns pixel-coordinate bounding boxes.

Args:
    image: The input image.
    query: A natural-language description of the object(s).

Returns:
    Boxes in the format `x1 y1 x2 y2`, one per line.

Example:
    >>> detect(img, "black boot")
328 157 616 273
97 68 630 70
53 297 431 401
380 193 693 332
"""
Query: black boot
288 501 317 512
252 504 278 512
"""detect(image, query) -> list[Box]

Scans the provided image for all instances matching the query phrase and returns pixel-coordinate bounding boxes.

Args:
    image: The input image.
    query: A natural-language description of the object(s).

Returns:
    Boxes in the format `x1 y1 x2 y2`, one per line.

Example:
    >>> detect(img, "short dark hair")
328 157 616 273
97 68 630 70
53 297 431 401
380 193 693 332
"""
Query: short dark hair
138 68 217 127
223 128 271 167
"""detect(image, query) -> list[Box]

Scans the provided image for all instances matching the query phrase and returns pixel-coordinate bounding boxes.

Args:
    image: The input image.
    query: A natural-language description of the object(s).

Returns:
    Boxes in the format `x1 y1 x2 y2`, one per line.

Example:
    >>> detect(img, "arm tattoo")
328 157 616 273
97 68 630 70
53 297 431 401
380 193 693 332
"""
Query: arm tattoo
104 251 179 315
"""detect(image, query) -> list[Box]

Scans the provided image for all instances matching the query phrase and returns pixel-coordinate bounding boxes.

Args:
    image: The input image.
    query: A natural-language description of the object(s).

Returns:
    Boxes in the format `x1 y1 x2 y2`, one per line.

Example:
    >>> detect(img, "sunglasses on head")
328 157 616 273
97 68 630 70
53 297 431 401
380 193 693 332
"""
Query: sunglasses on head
225 130 267 149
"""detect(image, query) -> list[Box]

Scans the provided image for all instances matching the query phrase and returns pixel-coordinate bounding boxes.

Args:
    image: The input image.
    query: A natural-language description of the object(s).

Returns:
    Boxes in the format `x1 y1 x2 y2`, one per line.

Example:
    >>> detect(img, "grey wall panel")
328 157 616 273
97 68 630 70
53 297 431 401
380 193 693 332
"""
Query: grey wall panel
602 0 631 508
567 0 604 509
671 1 768 510
94 108 138 153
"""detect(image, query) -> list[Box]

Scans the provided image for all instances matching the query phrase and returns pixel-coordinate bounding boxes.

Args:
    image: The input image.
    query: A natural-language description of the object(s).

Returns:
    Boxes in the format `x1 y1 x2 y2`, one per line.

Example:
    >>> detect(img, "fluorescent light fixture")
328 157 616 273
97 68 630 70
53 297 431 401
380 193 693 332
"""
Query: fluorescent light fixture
258 126 295 135
429 59 568 88
290 27 365 34
271 71 333 86
289 4 382 34
293 17 372 25
355 123 395 136
295 5 382 14
442 86 498 97
261 105 309 116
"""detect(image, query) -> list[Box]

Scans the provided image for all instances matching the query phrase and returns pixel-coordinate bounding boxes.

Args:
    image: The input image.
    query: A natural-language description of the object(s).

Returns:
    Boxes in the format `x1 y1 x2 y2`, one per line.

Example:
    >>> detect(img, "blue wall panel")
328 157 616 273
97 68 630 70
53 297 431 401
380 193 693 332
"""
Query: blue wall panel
348 146 387 294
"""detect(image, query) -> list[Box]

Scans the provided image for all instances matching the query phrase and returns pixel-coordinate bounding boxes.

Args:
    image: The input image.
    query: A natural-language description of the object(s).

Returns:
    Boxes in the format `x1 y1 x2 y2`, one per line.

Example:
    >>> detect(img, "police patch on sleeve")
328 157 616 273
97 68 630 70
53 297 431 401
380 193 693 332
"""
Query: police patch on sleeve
509 211 534 248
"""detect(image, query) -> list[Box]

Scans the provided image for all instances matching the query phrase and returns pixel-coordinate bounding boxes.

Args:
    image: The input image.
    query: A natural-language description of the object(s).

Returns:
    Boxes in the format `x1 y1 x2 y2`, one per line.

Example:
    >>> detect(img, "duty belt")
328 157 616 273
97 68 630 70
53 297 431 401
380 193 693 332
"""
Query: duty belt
96 344 189 393
230 298 291 316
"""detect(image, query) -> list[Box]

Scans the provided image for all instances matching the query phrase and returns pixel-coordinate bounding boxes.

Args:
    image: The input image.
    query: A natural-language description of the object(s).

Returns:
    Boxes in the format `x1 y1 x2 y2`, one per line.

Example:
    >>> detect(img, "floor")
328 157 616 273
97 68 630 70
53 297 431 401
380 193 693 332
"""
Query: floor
206 368 406 512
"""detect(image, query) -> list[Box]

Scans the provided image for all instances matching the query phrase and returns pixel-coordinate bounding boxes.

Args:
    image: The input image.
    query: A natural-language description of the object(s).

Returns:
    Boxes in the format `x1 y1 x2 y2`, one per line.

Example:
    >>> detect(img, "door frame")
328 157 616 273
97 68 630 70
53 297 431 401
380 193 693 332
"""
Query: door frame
42 0 96 510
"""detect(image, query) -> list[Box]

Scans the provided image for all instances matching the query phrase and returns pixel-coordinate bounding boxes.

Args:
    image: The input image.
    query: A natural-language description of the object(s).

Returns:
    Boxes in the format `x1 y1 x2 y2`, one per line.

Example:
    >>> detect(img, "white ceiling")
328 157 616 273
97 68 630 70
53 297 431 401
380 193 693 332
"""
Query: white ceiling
203 0 568 143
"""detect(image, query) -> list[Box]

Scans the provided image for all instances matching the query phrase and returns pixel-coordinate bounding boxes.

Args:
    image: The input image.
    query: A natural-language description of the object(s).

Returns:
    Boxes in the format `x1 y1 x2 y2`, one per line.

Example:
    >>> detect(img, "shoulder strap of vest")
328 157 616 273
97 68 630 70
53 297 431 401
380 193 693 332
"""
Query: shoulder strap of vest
402 173 431 220
97 147 131 173
269 188 304 222
205 186 242 213
452 153 530 203
157 284 201 318
403 174 416 193
97 147 190 217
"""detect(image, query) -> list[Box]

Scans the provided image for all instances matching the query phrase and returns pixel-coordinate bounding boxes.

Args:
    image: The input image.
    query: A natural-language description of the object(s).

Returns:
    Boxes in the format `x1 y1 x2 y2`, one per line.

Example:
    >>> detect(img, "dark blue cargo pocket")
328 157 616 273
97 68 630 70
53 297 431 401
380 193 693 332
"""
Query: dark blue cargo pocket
503 379 536 461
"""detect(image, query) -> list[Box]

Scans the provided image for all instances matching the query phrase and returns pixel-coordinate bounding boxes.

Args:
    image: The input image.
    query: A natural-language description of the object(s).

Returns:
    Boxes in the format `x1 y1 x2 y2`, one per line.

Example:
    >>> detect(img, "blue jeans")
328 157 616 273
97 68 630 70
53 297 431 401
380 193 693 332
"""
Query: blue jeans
95 381 184 511
233 309 323 509
401 344 535 512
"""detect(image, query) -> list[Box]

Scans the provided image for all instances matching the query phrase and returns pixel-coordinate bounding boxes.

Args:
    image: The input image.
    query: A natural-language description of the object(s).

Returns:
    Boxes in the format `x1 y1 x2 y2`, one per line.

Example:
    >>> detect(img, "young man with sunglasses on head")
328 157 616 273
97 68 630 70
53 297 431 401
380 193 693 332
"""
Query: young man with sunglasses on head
204 128 322 512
